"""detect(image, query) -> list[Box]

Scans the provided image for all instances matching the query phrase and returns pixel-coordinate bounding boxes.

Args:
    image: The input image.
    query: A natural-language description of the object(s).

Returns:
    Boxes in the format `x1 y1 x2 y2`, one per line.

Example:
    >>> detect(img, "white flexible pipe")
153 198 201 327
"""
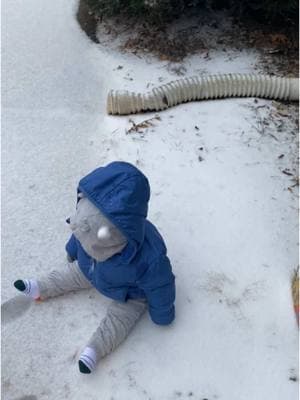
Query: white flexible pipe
107 73 299 115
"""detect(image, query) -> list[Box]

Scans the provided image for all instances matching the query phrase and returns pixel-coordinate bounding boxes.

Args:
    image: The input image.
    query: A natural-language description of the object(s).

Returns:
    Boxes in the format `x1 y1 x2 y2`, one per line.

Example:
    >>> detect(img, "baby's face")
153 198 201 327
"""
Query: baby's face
67 196 127 261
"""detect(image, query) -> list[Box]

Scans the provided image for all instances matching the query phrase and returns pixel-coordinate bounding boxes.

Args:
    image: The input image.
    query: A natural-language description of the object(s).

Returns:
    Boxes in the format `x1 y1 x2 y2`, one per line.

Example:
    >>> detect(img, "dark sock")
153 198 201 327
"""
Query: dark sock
14 280 26 292
78 360 91 374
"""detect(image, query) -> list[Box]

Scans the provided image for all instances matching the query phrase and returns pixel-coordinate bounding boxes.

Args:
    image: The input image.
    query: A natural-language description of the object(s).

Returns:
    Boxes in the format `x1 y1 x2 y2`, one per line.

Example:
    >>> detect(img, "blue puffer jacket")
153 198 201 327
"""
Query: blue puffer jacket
65 161 175 325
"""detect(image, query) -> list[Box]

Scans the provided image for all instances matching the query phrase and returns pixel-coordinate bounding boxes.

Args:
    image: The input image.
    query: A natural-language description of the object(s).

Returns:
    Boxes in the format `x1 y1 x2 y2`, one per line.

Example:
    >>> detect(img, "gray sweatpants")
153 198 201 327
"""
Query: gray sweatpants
37 262 147 359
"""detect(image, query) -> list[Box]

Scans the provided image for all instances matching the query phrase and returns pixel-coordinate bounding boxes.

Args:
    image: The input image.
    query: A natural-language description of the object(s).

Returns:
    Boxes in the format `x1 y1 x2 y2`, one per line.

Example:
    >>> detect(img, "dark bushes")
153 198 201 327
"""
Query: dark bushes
85 0 298 25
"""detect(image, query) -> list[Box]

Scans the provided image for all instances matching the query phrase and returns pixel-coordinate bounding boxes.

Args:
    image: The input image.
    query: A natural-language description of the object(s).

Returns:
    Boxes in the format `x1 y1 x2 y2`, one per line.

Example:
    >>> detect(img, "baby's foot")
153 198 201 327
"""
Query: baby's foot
78 347 97 374
13 279 40 300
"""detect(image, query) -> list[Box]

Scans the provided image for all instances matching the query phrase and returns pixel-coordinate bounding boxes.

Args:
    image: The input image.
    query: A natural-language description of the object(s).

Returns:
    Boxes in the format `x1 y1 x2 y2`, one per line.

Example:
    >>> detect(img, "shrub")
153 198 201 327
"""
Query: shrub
86 0 298 24
226 0 298 24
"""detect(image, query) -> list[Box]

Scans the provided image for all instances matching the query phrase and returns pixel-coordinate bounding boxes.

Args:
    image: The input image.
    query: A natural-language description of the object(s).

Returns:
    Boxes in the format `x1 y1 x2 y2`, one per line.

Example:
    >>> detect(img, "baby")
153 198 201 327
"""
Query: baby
14 161 176 373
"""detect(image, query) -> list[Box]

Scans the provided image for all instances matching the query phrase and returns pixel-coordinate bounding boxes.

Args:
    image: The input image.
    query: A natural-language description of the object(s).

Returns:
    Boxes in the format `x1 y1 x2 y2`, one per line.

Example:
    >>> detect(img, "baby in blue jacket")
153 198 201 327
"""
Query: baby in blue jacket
14 161 176 373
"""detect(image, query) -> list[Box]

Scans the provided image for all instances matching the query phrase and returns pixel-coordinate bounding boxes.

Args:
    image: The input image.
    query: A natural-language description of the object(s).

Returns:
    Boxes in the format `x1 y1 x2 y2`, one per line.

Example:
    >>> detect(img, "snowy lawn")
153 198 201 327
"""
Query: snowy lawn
2 1 299 399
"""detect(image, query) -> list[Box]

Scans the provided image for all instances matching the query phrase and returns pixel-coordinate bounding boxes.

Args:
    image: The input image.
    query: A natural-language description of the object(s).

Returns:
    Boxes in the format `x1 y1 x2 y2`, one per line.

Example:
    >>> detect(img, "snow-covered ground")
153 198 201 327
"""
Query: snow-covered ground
2 1 299 399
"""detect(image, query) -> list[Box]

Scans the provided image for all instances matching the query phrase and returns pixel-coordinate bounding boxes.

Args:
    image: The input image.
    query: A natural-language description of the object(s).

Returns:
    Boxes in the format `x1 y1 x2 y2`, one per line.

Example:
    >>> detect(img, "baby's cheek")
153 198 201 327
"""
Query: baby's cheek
93 237 105 252
76 230 97 246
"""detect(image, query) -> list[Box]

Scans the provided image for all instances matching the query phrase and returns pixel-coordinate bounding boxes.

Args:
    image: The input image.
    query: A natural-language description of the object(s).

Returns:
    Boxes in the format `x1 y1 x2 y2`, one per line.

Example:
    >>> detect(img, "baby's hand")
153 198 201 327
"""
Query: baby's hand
67 254 75 263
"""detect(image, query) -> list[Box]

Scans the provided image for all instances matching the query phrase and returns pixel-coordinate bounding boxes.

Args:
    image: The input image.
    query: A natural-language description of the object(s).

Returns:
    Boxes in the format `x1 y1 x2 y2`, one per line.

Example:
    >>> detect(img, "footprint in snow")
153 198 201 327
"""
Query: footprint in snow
1 295 32 325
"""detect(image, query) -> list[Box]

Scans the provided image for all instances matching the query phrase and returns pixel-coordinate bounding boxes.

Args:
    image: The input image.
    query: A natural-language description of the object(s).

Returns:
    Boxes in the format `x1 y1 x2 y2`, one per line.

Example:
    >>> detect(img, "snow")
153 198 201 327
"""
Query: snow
2 0 299 399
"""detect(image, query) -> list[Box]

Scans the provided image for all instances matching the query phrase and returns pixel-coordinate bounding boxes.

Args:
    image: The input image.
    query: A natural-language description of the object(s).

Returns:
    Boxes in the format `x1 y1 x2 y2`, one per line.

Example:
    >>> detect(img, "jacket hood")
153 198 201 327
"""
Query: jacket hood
78 161 150 262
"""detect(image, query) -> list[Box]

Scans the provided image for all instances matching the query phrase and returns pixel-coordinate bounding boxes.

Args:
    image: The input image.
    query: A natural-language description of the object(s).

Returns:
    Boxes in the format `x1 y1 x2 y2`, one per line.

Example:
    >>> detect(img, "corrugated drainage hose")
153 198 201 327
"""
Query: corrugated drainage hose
107 73 299 115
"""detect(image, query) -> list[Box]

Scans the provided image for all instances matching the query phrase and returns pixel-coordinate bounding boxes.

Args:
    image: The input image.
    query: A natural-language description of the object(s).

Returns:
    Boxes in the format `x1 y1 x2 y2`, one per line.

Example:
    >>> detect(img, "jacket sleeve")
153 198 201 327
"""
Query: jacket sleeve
138 255 175 325
65 234 78 261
